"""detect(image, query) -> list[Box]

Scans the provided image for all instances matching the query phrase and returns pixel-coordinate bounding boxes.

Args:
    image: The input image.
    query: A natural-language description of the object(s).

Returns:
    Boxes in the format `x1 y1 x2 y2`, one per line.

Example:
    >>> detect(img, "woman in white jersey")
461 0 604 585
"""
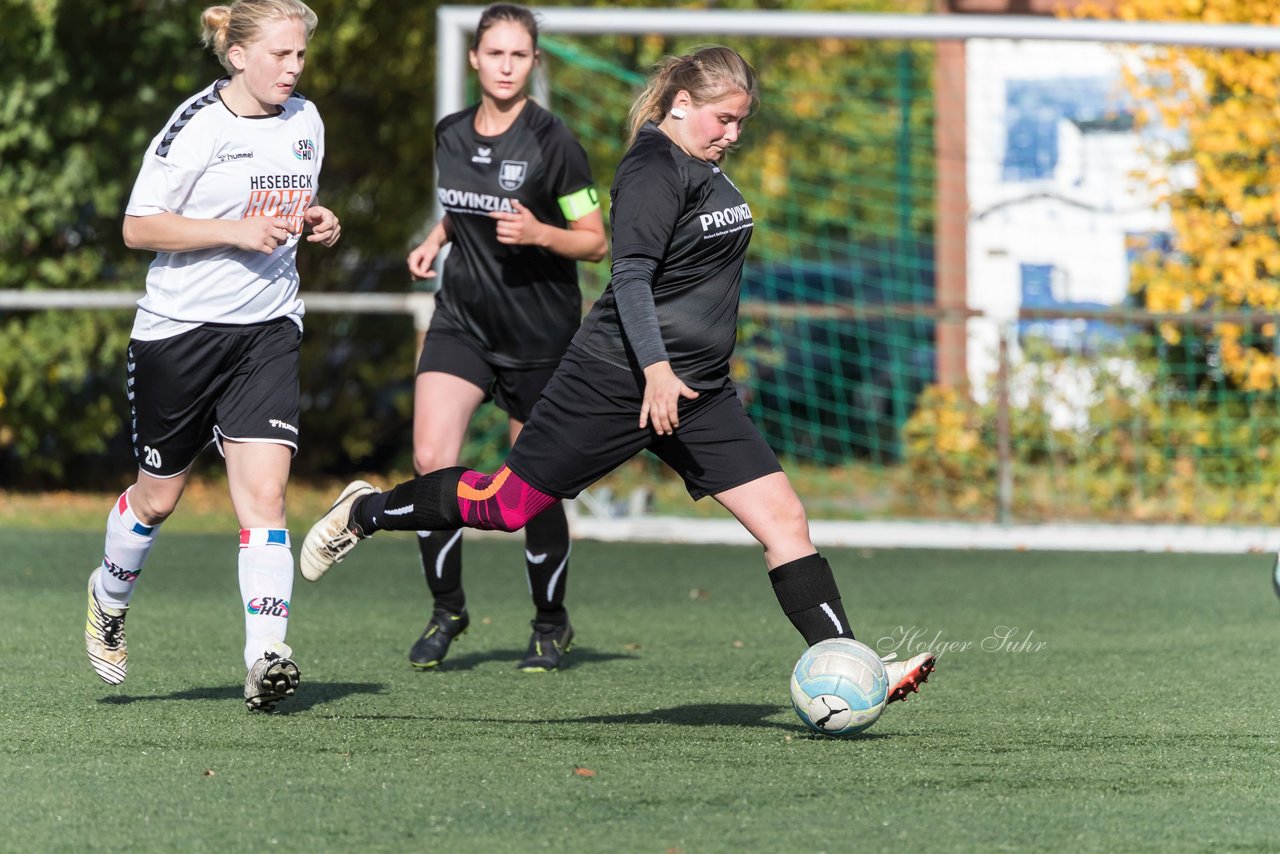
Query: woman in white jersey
83 0 340 713
400 4 605 673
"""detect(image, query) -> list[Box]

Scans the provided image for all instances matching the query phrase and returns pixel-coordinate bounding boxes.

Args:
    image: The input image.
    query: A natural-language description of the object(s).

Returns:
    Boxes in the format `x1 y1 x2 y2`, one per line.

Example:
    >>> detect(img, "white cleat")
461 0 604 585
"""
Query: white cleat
300 480 377 582
85 568 129 685
244 641 301 712
882 651 936 704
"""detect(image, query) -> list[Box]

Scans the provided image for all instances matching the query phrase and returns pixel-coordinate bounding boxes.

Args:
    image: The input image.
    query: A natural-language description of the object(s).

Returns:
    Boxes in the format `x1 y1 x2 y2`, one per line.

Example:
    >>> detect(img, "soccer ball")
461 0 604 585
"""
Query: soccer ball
790 638 889 737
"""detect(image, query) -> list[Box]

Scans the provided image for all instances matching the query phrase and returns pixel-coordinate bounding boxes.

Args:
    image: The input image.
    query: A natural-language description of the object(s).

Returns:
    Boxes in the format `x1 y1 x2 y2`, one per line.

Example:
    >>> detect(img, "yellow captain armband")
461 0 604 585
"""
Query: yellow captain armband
557 186 600 221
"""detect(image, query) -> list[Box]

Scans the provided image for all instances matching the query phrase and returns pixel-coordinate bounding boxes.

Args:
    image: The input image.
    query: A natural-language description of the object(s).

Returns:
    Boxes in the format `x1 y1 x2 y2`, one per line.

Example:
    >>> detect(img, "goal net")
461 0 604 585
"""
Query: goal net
438 7 1280 528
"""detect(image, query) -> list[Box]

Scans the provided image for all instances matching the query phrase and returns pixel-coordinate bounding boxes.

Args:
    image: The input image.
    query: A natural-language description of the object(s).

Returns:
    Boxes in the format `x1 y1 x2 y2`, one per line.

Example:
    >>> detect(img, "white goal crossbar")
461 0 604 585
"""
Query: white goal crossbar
436 6 1280 126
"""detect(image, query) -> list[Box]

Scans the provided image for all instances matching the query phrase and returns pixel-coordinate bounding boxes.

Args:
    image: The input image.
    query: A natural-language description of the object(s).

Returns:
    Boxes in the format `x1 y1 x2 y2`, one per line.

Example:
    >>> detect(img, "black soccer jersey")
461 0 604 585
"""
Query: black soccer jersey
430 100 597 367
571 122 754 388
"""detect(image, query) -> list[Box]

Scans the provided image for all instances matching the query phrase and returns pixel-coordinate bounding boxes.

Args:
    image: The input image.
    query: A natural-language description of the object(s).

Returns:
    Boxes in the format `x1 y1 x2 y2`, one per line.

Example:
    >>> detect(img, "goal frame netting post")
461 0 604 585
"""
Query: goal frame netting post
432 6 1280 547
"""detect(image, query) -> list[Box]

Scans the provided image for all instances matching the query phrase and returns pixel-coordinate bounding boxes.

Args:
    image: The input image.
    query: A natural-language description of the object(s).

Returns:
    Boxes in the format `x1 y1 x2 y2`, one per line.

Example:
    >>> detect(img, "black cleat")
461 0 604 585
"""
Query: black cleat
409 609 470 669
517 620 574 672
1273 554 1280 599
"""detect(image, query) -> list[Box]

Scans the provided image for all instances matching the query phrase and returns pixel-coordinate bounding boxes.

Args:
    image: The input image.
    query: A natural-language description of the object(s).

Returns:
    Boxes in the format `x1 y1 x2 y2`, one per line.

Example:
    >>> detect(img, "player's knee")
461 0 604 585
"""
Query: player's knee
413 447 452 477
776 496 809 537
466 504 531 533
491 513 529 534
457 466 557 533
238 479 287 521
128 483 181 524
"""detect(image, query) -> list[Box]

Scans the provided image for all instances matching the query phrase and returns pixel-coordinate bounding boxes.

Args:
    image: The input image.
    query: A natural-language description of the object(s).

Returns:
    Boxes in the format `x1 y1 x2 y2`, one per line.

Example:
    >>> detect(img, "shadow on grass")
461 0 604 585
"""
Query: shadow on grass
547 704 890 738
97 681 386 713
470 703 881 734
420 646 637 672
563 702 794 729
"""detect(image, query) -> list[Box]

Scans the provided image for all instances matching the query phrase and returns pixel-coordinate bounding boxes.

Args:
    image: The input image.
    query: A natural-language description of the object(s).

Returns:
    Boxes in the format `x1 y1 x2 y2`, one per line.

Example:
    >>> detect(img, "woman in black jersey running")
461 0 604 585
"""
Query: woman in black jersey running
396 4 605 672
303 46 936 705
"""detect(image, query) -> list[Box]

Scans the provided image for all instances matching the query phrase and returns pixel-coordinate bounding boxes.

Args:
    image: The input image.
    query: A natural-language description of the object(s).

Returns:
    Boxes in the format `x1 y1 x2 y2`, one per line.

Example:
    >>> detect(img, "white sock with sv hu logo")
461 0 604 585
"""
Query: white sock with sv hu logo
239 529 294 669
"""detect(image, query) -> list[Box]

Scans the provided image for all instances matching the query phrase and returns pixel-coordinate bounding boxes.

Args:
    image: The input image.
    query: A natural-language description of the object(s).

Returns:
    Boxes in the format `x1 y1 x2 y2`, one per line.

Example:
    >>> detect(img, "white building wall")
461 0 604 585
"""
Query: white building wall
964 38 1171 415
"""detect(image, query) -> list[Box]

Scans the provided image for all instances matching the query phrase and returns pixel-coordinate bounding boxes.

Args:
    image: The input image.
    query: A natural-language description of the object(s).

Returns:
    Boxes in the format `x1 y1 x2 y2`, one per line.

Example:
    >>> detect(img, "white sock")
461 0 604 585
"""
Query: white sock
238 529 294 669
97 490 158 609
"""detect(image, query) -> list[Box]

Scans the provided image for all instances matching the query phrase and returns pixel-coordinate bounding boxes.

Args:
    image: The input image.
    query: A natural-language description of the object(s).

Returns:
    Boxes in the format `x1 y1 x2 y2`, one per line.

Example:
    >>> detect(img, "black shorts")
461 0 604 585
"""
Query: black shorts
417 330 557 423
506 347 783 500
128 318 302 478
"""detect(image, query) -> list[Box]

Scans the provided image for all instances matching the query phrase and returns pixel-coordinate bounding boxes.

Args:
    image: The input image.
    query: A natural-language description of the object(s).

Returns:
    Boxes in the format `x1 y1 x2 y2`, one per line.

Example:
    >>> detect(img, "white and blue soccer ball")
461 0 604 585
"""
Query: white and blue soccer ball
790 638 889 737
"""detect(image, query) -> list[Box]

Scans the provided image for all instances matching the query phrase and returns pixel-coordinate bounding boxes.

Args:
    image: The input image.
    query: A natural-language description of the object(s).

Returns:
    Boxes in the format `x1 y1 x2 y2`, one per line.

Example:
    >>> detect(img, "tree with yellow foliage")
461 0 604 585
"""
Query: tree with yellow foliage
1107 0 1280 390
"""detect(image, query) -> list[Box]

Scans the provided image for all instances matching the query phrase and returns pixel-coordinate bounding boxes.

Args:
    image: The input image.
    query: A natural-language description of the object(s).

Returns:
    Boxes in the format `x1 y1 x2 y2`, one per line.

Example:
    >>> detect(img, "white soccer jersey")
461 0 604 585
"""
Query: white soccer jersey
125 78 325 340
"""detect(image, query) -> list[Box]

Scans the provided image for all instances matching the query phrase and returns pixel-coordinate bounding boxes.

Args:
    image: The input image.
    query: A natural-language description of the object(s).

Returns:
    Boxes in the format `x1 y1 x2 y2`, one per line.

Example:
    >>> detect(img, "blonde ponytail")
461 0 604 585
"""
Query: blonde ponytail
626 46 759 146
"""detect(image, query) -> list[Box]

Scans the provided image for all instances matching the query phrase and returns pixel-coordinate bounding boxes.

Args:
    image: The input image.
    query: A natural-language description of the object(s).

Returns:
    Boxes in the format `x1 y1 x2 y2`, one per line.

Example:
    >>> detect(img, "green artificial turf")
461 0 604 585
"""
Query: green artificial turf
3 528 1277 852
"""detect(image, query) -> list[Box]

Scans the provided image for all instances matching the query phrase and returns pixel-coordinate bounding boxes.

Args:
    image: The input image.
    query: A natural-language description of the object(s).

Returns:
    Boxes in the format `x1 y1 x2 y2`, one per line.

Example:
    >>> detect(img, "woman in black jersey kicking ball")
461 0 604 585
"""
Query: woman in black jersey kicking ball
395 4 605 672
302 45 935 704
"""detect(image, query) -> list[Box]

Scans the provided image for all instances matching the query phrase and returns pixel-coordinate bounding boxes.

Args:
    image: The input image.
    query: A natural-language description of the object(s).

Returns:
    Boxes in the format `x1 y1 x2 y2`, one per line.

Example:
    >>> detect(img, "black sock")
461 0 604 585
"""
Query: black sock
524 502 570 626
769 553 854 646
352 467 467 533
417 529 465 614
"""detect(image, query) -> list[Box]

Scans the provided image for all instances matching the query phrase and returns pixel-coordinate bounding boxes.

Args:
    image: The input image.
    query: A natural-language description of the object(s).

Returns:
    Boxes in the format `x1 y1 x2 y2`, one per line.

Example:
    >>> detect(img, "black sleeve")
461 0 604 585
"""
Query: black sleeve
542 121 595 202
607 145 684 369
610 256 668 369
609 146 682 264
432 112 451 157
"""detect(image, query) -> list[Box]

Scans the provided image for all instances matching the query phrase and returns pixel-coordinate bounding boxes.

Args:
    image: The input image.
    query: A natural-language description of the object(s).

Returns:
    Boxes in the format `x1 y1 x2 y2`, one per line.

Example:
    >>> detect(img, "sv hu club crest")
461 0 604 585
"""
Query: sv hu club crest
293 139 315 161
498 160 527 191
